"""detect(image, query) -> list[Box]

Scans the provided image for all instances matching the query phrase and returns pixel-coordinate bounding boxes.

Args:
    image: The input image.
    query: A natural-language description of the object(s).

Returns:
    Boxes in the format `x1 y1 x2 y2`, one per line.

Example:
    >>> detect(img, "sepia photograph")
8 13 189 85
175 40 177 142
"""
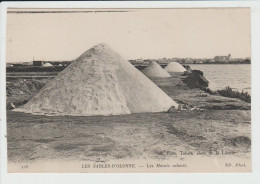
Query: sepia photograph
4 7 252 173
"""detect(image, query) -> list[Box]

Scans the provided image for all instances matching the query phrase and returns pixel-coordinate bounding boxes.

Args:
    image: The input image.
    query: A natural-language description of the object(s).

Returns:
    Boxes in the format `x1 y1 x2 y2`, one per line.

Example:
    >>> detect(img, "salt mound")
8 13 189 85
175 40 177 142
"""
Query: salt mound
142 61 171 78
43 63 53 67
15 43 178 116
164 62 187 73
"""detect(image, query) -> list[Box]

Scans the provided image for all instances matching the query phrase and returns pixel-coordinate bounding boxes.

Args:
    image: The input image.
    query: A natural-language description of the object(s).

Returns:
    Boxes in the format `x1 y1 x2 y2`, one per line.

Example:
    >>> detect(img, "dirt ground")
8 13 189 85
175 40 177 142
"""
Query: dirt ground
6 72 251 163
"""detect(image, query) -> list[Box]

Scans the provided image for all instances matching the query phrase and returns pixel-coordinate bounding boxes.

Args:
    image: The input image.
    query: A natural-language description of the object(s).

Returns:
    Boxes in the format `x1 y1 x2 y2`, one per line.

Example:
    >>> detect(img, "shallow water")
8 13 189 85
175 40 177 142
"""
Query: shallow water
189 64 251 94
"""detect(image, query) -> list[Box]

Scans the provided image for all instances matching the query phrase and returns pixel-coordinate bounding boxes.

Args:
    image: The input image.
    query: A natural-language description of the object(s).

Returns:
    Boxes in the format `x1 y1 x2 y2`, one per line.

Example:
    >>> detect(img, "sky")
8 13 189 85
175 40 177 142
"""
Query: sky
6 8 251 63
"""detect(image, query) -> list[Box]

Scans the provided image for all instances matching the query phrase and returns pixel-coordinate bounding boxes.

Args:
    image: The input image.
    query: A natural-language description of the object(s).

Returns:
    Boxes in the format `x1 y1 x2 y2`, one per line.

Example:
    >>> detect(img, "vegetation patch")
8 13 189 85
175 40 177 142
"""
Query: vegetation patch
217 86 251 103
203 86 251 103
223 136 251 148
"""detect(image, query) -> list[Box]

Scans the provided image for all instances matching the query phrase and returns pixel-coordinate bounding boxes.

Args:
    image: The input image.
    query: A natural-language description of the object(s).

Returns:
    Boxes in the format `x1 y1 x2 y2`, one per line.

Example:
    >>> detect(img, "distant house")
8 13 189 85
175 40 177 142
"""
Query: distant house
214 54 231 62
33 61 43 66
193 60 204 64
6 63 14 67
13 64 23 67
22 61 33 66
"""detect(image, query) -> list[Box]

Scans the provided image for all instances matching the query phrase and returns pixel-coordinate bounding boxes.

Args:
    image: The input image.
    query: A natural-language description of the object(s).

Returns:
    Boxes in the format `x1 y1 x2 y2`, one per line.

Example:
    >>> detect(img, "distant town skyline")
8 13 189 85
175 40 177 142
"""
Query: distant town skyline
6 8 251 63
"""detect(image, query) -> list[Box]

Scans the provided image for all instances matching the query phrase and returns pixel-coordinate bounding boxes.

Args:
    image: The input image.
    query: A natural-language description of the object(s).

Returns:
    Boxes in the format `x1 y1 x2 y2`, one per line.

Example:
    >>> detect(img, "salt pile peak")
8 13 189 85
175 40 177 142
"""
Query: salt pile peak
15 43 178 116
164 62 187 73
142 61 171 78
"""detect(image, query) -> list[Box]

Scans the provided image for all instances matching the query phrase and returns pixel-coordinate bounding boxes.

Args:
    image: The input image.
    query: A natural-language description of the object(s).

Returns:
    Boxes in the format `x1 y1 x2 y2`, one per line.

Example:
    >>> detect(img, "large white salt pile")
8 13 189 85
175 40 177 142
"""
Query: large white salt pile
15 43 178 116
164 62 187 73
142 61 171 78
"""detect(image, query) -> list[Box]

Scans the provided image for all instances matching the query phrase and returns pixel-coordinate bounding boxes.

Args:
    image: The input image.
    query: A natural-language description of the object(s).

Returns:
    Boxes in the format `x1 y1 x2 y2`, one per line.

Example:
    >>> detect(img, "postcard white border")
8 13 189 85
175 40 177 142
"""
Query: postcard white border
1 1 260 184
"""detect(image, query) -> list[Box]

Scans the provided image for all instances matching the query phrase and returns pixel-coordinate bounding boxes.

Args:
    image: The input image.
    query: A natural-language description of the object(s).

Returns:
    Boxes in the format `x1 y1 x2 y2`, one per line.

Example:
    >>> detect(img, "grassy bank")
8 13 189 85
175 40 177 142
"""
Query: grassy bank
204 86 251 103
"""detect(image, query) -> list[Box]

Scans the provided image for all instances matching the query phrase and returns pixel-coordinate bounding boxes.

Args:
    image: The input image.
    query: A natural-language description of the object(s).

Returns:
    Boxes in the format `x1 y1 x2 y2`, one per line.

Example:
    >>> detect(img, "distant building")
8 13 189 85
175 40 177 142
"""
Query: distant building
13 64 22 67
6 63 14 67
22 61 33 66
214 54 231 62
193 60 204 64
33 61 43 66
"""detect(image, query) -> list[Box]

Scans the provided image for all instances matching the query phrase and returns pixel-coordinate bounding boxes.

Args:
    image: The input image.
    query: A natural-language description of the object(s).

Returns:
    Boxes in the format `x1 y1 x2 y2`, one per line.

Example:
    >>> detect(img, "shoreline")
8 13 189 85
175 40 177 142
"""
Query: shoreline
6 65 251 109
